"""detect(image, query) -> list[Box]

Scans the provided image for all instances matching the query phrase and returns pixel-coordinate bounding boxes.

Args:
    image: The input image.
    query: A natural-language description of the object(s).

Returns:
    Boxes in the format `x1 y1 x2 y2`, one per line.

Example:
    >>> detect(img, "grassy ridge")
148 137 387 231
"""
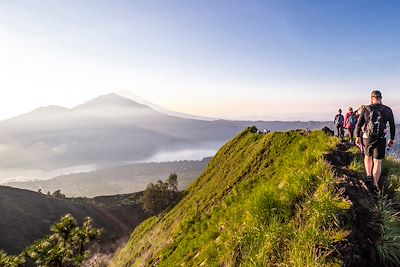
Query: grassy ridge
112 129 350 266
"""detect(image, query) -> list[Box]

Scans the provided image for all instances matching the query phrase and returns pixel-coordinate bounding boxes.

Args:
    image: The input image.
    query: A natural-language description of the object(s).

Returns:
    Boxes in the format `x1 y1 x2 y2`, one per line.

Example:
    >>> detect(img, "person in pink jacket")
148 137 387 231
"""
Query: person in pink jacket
344 107 357 143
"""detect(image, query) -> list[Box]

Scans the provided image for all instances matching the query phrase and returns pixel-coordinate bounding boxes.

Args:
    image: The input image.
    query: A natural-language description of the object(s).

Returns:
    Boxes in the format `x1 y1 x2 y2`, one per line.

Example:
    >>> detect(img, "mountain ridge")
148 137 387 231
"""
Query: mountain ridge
111 128 400 266
111 128 346 266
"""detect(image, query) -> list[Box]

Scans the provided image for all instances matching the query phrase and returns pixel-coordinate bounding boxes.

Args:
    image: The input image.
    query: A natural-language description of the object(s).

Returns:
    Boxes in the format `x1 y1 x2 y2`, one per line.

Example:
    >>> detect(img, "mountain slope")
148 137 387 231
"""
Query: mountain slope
111 128 350 266
0 186 148 255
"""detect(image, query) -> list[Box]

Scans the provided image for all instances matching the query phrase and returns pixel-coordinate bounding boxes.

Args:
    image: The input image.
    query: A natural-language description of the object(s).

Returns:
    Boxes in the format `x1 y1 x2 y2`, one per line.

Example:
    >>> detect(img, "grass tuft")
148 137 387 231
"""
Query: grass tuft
376 198 400 267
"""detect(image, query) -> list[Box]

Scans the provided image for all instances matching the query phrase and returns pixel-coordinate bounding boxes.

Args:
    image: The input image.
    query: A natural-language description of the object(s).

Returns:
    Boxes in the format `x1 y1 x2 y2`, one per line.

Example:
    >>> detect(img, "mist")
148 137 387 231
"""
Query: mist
0 146 217 184
0 164 97 184
141 148 217 163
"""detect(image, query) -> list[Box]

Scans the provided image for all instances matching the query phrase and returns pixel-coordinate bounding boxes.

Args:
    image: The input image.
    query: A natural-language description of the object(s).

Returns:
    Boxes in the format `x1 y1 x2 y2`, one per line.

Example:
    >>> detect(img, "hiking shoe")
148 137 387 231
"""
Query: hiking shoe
365 176 373 189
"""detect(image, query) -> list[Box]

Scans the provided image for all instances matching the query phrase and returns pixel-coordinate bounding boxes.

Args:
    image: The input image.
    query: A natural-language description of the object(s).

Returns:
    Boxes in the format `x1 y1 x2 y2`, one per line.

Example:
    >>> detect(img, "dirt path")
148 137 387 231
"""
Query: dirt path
325 143 383 267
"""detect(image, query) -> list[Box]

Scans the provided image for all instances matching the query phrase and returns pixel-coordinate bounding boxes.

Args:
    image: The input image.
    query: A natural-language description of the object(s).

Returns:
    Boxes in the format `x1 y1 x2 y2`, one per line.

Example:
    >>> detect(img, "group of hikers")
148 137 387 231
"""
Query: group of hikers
334 90 396 194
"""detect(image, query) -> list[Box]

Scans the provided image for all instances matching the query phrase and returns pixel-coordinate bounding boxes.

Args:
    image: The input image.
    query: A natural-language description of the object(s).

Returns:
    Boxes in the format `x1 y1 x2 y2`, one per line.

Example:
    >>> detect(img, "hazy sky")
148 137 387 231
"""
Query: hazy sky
0 0 399 121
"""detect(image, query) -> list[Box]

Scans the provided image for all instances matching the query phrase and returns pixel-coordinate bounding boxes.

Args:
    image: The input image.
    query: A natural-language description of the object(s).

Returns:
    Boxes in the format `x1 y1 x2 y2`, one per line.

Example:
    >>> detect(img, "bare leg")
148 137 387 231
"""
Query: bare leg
364 155 373 177
350 128 354 142
373 159 383 187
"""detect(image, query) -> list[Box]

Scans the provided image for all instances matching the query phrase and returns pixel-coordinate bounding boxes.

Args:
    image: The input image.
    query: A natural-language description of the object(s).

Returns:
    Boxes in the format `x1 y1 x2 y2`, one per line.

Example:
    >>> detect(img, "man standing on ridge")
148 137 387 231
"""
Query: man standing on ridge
334 109 344 139
355 90 396 192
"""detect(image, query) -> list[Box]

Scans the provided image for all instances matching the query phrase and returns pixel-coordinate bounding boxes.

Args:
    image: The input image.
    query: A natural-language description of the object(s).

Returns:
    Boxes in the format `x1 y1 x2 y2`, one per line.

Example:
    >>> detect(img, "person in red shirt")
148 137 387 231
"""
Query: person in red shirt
344 107 357 143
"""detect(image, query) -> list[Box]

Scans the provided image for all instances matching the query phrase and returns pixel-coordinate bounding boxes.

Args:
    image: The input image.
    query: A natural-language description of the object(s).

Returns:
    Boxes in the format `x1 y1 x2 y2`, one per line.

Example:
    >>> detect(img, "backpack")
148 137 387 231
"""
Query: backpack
365 106 386 139
335 114 344 126
348 114 357 127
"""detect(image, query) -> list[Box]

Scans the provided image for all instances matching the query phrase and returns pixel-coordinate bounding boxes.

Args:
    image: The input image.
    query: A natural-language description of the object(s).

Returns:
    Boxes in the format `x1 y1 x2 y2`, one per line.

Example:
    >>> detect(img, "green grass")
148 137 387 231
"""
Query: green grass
111 129 351 266
347 148 400 267
376 197 400 267
371 156 400 267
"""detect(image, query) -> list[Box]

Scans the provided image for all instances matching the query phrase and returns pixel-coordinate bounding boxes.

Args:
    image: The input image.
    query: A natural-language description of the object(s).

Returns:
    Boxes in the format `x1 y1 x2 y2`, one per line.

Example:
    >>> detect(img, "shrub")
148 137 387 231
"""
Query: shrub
0 214 101 267
24 214 102 266
141 173 180 215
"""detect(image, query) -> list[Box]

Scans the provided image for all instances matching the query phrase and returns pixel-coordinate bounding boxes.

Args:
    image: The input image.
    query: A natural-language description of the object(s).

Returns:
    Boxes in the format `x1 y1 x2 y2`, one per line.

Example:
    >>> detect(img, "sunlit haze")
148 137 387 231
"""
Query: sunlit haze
1 0 399 121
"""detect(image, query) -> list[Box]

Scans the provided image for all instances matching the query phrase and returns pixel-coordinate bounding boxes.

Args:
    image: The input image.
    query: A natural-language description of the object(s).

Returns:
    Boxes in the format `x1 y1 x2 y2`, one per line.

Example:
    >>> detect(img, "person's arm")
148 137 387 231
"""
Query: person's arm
388 107 396 146
354 110 366 147
354 109 366 138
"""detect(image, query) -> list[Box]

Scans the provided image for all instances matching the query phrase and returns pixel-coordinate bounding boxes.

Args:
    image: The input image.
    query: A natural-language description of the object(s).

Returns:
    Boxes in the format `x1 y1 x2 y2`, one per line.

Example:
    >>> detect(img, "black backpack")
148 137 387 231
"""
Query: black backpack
365 106 386 139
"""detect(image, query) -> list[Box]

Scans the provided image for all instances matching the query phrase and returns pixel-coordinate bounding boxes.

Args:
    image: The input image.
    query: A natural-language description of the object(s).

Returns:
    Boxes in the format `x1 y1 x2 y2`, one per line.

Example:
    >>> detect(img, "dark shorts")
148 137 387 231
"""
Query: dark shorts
363 137 386 160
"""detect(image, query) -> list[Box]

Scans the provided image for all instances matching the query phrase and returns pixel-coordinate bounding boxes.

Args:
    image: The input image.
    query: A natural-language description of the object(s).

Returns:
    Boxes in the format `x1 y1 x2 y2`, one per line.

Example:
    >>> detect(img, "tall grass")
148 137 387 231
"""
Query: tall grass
376 198 400 267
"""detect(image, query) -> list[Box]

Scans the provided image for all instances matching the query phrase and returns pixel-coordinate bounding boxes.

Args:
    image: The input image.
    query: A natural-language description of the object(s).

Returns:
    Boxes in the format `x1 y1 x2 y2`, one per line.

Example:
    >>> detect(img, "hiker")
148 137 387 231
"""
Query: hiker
354 105 366 151
344 107 357 143
355 105 366 119
334 109 344 139
355 91 396 192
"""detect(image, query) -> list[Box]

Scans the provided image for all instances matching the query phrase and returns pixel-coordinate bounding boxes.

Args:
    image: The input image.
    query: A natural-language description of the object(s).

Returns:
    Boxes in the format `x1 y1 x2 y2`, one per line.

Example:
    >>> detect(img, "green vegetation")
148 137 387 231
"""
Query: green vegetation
0 252 25 267
375 198 400 266
374 157 400 267
112 129 352 266
140 173 180 215
0 214 101 267
0 186 148 255
346 149 400 266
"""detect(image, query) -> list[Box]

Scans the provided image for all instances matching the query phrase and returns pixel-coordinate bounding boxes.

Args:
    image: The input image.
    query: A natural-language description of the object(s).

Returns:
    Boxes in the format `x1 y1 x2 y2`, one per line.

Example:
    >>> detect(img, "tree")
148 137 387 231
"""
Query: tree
0 251 25 267
140 173 180 215
24 214 102 267
167 173 178 191
51 190 65 198
0 215 101 267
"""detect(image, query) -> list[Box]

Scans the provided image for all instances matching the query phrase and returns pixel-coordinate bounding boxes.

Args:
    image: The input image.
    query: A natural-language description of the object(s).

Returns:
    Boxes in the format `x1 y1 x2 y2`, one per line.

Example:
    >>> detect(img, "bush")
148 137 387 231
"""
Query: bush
140 173 180 215
51 190 66 198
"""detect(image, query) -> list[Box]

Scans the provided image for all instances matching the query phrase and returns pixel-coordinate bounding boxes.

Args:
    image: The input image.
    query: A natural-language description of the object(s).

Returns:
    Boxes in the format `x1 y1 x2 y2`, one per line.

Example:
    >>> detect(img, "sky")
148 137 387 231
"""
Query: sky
0 0 399 121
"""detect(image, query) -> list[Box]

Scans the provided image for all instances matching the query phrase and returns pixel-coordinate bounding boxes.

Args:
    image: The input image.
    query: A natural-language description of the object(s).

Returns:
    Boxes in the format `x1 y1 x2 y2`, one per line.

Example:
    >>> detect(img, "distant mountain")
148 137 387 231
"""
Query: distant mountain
115 90 218 121
6 158 211 197
0 186 148 255
0 93 331 182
